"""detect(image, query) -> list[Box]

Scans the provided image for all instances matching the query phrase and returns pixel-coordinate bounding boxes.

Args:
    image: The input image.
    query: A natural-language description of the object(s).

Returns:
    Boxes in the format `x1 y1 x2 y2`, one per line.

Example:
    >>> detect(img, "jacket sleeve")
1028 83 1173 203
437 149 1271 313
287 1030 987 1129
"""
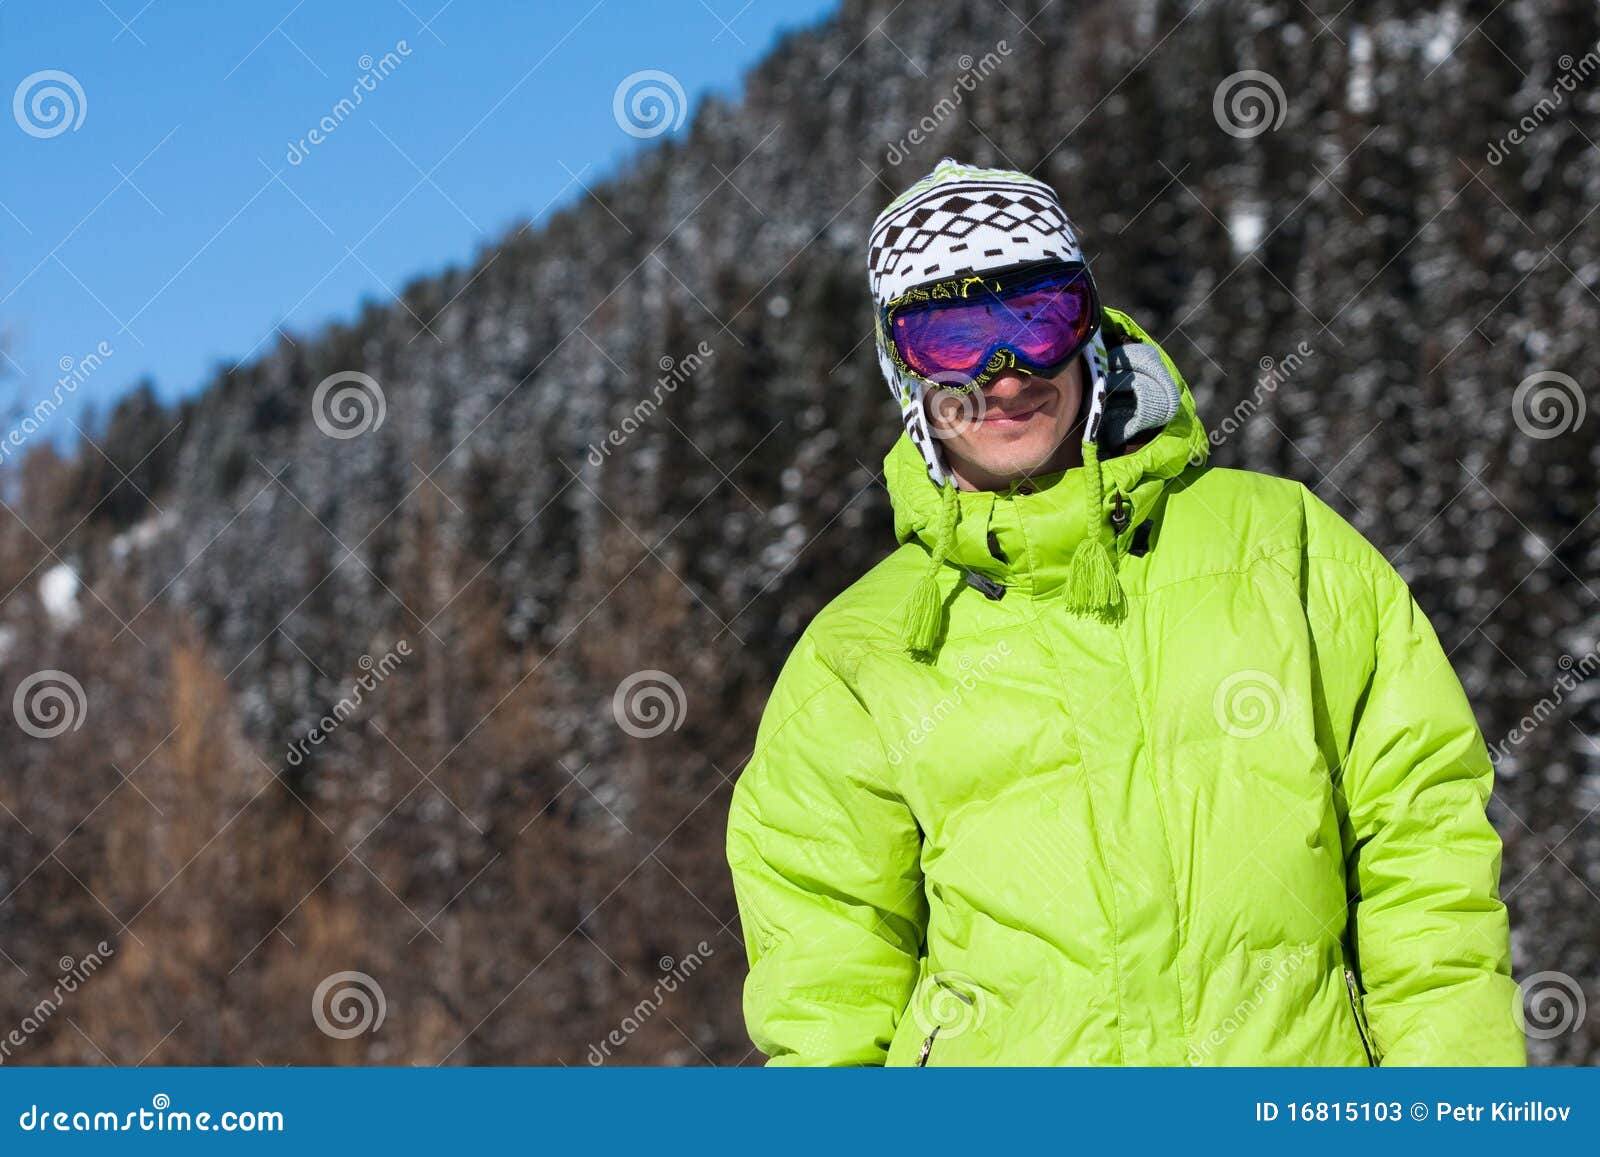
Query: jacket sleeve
1304 490 1525 1065
726 632 927 1066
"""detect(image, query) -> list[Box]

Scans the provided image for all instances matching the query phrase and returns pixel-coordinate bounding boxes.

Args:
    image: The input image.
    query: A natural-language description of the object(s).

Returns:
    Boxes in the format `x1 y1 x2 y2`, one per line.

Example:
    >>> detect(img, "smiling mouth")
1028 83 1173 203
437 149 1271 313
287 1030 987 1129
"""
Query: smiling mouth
980 402 1045 425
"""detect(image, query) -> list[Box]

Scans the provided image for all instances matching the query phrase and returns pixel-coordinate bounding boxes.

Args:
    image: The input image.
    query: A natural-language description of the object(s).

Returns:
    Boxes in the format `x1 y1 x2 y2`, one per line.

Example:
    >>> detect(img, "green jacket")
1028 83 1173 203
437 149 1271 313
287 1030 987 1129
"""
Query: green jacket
726 309 1524 1066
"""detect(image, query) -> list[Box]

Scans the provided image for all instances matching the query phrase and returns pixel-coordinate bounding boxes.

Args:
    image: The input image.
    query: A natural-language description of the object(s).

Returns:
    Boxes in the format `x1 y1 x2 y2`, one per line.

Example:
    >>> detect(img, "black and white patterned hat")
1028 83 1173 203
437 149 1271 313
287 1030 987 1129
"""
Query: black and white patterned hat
867 158 1109 485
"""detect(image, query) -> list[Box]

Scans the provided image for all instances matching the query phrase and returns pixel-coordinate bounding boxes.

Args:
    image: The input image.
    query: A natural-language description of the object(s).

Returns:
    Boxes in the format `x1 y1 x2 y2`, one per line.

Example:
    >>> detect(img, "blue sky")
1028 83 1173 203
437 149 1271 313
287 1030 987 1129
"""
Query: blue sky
0 0 838 432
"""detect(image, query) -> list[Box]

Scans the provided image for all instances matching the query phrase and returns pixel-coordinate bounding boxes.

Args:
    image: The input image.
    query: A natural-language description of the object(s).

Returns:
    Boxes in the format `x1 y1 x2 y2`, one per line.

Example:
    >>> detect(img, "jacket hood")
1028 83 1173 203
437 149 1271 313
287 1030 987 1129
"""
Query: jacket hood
884 308 1210 631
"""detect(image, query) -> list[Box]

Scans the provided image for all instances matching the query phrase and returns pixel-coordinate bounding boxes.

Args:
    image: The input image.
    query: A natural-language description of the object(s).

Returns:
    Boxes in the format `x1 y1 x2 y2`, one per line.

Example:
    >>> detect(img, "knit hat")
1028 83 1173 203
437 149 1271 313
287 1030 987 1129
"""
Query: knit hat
867 158 1119 648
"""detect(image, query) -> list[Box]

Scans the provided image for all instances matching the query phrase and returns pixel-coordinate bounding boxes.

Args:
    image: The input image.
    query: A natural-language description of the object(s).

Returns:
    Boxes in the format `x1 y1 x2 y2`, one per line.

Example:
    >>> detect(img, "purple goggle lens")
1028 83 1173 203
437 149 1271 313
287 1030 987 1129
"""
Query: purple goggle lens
889 268 1097 384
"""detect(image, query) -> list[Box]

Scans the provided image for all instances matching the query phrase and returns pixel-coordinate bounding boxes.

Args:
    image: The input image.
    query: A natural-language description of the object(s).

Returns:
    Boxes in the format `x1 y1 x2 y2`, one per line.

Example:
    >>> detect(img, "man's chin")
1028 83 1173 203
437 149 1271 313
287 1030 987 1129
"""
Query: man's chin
971 437 1067 480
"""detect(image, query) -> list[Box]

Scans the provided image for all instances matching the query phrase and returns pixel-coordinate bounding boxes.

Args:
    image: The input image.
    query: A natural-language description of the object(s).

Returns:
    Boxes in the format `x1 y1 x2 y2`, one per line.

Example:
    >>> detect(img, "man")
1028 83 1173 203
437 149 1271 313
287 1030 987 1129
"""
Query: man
725 158 1525 1066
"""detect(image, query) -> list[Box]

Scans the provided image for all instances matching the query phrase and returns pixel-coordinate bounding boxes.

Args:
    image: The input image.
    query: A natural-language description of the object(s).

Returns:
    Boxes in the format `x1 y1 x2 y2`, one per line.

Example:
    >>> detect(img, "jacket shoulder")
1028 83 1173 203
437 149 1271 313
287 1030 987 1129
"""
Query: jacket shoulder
1165 465 1398 577
782 543 925 685
1159 465 1311 571
1170 463 1305 516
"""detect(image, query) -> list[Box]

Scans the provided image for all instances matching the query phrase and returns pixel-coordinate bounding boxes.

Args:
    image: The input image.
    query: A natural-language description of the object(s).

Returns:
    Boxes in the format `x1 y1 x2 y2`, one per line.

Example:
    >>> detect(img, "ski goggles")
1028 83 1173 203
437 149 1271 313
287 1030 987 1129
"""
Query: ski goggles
881 260 1100 393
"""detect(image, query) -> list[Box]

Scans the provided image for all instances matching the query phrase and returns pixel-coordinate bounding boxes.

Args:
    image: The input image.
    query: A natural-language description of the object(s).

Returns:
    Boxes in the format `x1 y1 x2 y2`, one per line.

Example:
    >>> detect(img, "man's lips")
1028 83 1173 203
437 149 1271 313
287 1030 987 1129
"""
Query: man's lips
979 401 1046 425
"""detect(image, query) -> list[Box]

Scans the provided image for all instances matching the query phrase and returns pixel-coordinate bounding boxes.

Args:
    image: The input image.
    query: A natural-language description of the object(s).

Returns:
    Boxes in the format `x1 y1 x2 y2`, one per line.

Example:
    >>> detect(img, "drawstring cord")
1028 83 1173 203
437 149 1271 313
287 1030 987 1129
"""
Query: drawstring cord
1063 436 1126 618
900 479 959 655
901 432 1125 655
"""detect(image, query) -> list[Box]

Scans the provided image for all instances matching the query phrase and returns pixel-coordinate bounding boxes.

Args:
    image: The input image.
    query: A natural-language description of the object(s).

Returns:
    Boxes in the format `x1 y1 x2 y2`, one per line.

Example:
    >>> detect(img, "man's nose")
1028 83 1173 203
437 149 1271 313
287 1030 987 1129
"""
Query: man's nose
983 370 1031 400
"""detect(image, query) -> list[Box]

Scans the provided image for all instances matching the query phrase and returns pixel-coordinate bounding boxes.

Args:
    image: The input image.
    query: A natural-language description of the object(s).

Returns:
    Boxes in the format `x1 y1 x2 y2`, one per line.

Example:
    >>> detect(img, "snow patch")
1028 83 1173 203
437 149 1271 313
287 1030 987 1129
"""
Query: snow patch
110 510 177 562
1423 9 1461 67
1347 25 1375 114
39 564 81 625
1229 208 1265 257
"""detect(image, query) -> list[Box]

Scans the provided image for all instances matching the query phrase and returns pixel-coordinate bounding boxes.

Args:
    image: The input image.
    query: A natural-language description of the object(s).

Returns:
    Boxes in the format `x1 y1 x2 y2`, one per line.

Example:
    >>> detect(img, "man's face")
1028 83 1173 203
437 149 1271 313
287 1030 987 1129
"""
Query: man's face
925 357 1085 491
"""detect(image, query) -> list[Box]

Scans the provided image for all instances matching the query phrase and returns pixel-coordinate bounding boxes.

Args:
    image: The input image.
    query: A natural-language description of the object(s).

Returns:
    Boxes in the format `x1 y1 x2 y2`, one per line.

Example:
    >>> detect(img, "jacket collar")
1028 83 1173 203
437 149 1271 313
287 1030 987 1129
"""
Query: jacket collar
884 308 1211 600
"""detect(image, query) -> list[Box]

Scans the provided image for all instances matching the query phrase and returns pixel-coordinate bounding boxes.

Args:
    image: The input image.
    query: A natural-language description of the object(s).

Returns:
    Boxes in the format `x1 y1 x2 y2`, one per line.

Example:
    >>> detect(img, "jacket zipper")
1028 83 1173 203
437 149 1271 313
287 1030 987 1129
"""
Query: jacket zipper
1343 967 1377 1066
915 1025 939 1067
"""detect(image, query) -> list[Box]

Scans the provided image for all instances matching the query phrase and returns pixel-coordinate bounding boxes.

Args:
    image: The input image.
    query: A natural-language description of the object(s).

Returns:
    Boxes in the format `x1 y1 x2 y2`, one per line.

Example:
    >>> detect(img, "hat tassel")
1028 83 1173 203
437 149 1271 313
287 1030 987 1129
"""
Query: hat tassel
902 480 959 655
1064 437 1125 616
